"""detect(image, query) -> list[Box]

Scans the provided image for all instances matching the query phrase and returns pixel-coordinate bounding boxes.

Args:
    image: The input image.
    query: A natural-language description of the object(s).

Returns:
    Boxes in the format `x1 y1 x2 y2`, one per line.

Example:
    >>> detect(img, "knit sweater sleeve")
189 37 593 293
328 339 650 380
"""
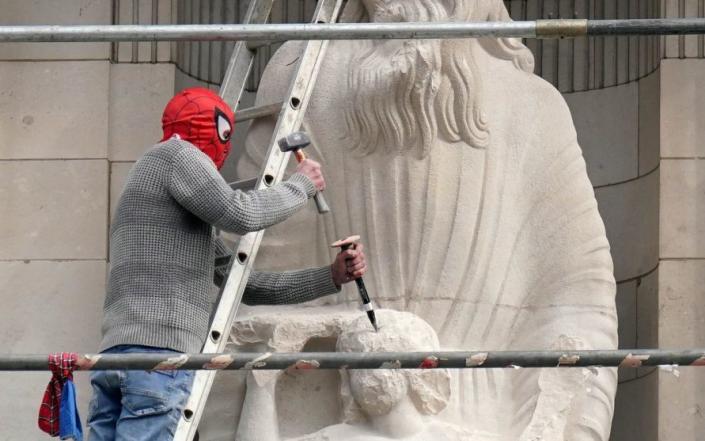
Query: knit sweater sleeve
168 145 317 235
213 236 232 286
243 266 341 305
212 236 339 304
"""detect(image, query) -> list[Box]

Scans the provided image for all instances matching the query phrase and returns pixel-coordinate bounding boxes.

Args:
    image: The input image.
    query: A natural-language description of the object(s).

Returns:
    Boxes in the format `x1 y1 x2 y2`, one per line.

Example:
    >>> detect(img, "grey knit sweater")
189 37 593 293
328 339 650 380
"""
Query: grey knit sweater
100 139 339 353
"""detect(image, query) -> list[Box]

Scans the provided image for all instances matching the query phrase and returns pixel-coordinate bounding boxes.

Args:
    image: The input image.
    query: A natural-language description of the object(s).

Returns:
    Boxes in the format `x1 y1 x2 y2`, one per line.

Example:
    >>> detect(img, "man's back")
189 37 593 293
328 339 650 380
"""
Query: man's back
103 139 217 354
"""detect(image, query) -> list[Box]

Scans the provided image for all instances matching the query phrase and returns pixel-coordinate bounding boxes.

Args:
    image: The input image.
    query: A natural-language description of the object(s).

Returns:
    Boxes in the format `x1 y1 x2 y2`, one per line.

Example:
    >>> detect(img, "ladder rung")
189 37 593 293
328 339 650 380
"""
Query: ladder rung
228 178 258 191
234 102 283 122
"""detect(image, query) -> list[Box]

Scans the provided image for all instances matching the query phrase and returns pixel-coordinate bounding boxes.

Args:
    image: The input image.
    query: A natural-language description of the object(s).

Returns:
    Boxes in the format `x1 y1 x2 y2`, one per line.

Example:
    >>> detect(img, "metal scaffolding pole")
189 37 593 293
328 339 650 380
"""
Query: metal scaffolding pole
1 19 705 43
1 349 704 371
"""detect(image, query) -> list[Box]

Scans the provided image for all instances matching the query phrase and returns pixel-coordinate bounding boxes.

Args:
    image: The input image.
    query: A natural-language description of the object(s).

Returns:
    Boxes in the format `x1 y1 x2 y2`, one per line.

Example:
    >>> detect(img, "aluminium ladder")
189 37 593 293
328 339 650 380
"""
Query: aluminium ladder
173 0 344 439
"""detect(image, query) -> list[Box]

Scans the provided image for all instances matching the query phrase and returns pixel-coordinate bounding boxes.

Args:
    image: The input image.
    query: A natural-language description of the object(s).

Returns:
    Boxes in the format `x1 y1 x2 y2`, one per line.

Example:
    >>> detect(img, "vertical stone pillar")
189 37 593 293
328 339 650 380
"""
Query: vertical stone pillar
657 1 705 439
659 58 705 440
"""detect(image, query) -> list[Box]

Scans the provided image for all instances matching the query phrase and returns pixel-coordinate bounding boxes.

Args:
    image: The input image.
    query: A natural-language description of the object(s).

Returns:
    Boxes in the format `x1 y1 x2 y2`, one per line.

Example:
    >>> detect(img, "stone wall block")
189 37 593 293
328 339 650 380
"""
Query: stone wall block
660 159 705 258
659 260 705 348
0 61 109 159
639 70 660 175
659 369 705 440
0 260 105 440
595 169 659 281
109 63 175 161
0 0 111 60
636 268 659 351
661 60 705 158
565 83 639 187
0 160 108 260
657 261 705 438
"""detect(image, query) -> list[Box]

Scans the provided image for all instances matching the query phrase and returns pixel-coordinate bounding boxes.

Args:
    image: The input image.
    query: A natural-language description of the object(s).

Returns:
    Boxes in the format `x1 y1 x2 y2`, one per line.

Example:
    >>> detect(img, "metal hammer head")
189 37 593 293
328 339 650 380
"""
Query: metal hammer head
278 131 311 152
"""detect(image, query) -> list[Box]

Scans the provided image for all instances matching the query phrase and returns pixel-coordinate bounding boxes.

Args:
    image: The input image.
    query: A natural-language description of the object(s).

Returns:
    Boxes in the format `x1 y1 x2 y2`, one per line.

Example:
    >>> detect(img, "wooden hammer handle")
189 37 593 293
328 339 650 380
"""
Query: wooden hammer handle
294 150 307 162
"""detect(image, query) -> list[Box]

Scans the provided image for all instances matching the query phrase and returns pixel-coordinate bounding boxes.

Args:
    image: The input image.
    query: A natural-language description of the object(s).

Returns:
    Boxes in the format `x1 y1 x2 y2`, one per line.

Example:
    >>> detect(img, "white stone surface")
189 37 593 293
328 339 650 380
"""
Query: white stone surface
0 61 110 159
658 259 705 440
0 0 111 60
659 260 705 348
659 369 705 441
639 70 660 175
0 260 105 440
229 1 618 439
564 82 639 187
109 63 175 161
0 159 108 260
660 159 705 258
661 60 705 158
595 169 659 281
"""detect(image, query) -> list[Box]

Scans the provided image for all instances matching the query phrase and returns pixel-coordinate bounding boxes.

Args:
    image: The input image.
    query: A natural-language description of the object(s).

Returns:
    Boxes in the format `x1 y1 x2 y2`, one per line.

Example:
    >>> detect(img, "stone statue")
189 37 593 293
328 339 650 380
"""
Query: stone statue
226 0 619 439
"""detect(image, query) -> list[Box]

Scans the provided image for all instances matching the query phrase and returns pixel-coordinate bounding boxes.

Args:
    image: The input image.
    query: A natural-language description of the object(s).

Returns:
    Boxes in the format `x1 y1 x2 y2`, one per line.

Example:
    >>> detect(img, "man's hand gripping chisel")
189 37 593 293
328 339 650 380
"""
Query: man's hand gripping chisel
278 132 330 213
332 235 378 332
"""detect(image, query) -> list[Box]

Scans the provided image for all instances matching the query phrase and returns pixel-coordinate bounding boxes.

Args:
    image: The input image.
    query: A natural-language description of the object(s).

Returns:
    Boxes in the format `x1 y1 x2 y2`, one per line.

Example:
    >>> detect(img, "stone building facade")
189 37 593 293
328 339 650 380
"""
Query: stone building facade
0 0 703 439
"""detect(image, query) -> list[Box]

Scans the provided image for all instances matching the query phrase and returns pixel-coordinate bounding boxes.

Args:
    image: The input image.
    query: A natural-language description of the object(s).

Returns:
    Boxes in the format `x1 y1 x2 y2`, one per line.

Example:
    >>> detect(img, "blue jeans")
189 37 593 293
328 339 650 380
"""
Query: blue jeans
86 345 194 441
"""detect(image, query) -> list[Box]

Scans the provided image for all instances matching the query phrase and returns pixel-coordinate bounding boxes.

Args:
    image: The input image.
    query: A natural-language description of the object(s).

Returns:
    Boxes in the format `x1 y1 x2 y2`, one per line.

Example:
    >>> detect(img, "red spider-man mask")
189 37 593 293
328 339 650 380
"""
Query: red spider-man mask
161 87 235 169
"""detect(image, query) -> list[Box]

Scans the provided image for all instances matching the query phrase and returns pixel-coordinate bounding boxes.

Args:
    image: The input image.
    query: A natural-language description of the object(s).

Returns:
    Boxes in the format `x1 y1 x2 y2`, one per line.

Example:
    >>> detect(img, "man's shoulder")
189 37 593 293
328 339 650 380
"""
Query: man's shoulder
136 139 211 173
143 138 192 160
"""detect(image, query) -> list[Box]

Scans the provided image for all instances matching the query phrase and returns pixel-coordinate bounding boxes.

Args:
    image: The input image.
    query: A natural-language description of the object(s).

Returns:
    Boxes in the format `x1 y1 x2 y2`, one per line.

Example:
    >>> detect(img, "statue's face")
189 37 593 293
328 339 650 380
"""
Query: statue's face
349 369 407 417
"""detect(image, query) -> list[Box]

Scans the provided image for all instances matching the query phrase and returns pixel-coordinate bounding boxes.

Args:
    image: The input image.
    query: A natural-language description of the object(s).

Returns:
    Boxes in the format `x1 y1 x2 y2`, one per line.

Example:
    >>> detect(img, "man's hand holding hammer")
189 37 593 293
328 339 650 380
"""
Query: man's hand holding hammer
295 159 326 192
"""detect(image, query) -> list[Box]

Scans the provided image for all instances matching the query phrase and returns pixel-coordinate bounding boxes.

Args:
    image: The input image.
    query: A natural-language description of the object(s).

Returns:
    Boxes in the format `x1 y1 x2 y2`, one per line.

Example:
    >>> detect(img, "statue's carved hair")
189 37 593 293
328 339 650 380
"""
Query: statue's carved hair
342 0 534 158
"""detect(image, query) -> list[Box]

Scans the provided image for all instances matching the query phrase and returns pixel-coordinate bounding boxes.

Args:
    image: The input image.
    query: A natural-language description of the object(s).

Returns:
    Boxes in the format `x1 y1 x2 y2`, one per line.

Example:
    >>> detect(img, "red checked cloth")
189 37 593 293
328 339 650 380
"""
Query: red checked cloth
38 353 78 436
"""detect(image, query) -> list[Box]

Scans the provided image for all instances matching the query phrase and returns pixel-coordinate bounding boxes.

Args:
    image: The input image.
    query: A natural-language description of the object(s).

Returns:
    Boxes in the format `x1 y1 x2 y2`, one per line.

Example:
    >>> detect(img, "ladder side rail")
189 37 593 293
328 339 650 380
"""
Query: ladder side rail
173 0 343 439
204 0 276 360
218 0 275 107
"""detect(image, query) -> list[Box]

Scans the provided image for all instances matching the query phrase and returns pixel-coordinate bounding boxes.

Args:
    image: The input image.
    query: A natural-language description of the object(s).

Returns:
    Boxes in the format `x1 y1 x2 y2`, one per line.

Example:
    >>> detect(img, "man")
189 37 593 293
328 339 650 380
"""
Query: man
86 87 367 440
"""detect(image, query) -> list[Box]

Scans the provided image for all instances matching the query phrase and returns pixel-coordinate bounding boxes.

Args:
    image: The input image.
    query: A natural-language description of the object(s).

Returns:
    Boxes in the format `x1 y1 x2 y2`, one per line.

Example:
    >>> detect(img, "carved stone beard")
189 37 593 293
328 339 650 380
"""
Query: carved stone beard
344 8 490 157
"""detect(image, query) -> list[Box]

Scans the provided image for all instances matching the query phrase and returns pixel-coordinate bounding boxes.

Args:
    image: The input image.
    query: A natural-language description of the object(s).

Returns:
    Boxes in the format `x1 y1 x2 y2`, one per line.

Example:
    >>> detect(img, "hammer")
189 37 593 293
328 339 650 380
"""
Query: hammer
331 235 378 332
278 131 330 214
